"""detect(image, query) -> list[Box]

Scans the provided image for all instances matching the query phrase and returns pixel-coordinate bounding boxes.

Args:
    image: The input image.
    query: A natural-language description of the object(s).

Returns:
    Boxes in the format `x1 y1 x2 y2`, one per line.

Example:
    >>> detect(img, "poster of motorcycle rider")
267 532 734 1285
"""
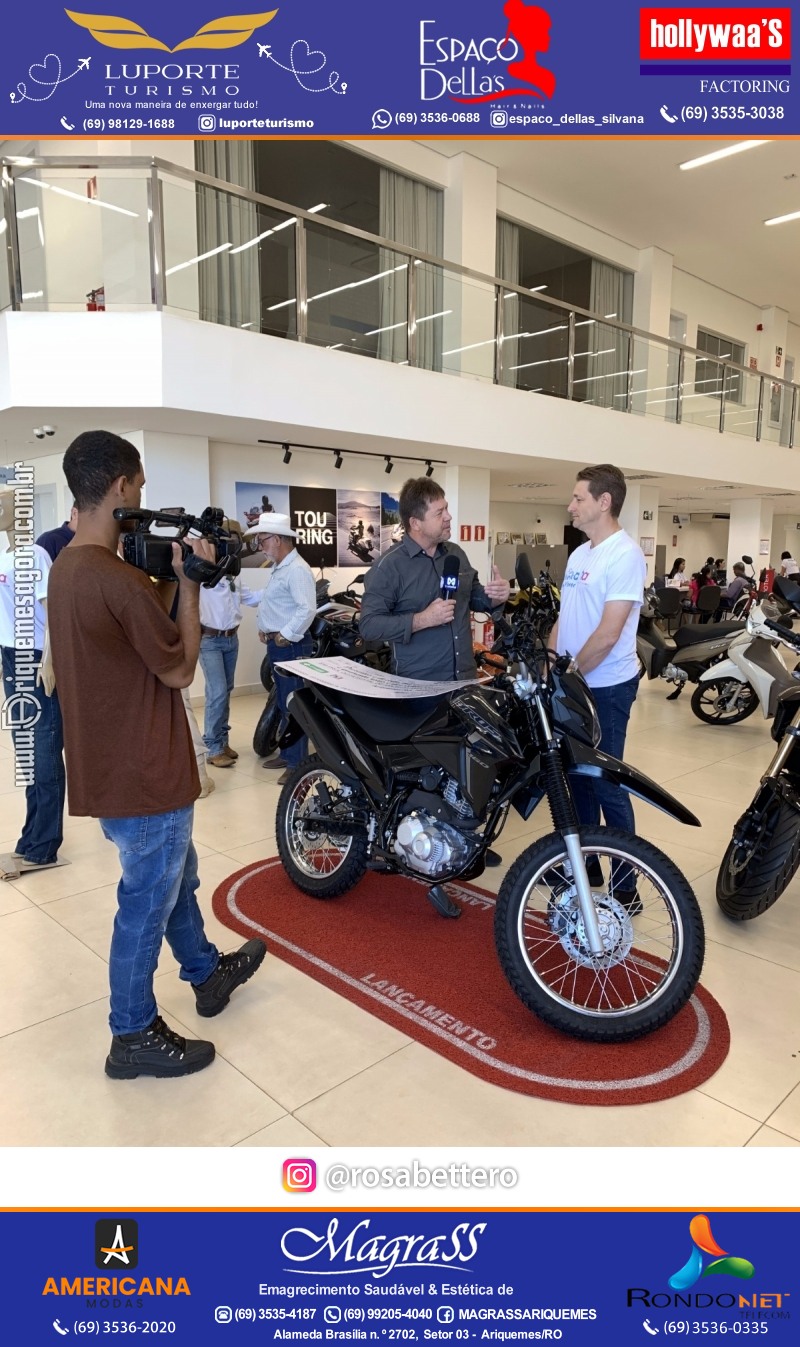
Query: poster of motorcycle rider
381 490 405 554
337 489 381 567
234 481 289 566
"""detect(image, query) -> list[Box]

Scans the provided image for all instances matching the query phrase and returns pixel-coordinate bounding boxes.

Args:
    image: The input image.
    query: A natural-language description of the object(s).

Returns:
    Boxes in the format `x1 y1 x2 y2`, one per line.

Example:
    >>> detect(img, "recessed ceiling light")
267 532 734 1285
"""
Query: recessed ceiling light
679 141 768 171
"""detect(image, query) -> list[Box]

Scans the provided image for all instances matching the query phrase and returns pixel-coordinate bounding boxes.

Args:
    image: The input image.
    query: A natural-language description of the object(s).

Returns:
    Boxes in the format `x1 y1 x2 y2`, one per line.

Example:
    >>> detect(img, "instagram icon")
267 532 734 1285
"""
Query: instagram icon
283 1158 317 1192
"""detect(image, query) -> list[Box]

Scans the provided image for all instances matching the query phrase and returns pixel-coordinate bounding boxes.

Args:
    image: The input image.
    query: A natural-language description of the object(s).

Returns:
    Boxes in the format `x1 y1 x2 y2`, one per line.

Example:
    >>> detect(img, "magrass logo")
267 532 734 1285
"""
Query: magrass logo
65 8 278 52
669 1214 755 1290
95 1219 139 1270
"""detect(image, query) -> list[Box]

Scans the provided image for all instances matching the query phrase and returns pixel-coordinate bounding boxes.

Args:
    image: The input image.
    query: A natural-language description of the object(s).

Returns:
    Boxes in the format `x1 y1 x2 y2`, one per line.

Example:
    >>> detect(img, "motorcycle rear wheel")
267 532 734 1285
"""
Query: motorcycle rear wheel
494 826 704 1041
716 789 800 920
690 677 758 725
276 754 369 899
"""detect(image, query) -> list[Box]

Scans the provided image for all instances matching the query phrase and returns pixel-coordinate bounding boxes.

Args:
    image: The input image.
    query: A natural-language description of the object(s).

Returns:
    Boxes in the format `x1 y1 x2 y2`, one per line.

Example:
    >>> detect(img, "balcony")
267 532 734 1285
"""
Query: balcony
1 153 798 450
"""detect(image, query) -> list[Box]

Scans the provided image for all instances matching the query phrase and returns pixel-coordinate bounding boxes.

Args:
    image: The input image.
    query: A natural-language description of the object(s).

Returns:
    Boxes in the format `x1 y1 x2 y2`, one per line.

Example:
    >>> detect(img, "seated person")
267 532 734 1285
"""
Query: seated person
712 558 727 585
687 565 718 622
718 562 753 615
665 557 688 588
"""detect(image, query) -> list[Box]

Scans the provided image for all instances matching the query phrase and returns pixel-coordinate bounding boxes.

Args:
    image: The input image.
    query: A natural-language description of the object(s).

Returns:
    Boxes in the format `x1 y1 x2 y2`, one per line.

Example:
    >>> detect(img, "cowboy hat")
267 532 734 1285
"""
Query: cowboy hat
243 511 296 538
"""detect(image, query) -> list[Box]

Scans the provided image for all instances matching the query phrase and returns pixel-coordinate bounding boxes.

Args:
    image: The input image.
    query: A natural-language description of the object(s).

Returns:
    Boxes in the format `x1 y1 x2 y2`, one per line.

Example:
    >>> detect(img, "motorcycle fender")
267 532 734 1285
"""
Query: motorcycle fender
566 739 701 826
698 658 742 684
285 688 361 786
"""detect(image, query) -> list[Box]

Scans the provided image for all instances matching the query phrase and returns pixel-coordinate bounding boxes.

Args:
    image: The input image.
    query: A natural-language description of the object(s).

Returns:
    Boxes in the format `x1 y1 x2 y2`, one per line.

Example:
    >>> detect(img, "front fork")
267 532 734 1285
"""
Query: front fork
733 705 800 843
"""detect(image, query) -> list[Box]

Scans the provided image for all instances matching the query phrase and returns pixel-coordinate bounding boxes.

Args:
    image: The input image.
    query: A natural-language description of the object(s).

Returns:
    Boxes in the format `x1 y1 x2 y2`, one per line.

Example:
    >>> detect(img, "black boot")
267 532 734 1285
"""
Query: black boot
193 939 267 1018
105 1015 215 1080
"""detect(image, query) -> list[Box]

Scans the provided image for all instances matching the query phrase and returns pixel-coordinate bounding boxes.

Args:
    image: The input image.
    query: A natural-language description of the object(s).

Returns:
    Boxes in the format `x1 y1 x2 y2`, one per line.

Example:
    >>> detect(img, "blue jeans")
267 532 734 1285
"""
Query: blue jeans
99 805 219 1036
198 633 239 756
1 646 66 863
268 635 312 767
570 674 639 838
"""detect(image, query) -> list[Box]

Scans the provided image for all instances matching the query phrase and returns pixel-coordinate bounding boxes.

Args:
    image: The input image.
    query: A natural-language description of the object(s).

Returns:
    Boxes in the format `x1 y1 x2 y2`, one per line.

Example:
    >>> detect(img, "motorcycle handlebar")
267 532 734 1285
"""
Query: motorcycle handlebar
765 618 800 646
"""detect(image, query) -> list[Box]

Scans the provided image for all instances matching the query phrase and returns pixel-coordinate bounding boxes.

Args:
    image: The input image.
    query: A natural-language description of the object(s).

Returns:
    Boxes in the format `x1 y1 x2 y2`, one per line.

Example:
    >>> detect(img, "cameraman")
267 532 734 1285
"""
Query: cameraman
47 431 266 1080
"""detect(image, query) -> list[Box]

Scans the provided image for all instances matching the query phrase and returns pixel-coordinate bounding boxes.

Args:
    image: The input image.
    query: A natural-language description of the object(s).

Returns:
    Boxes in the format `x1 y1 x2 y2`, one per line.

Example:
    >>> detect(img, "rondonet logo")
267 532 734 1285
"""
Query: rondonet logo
281 1217 487 1279
640 8 792 61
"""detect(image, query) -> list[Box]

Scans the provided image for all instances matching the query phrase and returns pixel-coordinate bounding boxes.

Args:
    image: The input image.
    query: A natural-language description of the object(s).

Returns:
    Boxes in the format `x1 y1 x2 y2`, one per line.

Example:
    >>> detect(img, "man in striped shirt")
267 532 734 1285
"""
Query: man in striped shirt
245 513 316 783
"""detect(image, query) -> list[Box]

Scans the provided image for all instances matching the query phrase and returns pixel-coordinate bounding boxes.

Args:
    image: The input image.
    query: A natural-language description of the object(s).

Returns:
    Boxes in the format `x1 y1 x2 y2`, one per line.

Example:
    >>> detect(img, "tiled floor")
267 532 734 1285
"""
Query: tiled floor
1 683 799 1149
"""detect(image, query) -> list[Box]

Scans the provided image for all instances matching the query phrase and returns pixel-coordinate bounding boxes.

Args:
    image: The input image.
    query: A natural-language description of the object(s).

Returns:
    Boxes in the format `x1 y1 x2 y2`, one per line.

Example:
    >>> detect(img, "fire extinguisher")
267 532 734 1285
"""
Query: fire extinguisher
86 287 105 312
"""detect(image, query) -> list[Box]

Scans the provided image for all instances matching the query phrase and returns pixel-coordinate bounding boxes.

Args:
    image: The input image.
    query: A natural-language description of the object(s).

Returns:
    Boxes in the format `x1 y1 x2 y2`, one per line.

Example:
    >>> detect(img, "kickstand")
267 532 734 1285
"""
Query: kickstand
427 885 462 919
665 684 683 701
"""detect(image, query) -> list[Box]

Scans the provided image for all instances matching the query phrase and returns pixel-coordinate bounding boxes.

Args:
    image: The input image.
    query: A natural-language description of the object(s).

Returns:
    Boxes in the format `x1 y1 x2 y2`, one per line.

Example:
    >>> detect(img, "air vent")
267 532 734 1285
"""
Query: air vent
507 482 553 489
626 473 660 481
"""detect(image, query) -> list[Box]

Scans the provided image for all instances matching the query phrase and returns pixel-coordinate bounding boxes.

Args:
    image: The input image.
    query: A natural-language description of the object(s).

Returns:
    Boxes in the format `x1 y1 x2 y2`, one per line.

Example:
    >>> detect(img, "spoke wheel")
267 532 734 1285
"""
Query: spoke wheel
276 755 369 898
495 826 704 1041
691 678 758 725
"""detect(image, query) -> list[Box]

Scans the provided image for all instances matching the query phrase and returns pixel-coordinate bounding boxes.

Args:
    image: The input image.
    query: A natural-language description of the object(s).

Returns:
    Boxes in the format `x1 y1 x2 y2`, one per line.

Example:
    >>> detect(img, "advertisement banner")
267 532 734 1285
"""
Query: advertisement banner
337 489 381 569
289 485 338 567
2 1208 797 1345
0 0 796 138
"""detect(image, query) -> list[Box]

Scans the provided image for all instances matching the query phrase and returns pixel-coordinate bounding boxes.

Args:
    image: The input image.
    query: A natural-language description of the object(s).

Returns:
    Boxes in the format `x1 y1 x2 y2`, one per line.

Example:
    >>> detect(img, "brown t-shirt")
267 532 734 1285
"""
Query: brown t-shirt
48 545 199 818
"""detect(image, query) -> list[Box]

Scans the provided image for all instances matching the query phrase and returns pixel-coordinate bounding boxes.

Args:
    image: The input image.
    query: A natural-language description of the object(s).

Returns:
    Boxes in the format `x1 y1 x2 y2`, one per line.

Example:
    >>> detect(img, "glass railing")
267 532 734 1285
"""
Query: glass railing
1 154 797 449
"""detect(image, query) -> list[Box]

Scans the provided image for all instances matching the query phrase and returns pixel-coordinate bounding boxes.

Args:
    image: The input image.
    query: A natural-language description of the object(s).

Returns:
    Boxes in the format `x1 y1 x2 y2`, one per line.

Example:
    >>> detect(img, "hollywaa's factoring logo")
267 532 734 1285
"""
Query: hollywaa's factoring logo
420 1 556 104
281 1217 487 1280
65 8 278 51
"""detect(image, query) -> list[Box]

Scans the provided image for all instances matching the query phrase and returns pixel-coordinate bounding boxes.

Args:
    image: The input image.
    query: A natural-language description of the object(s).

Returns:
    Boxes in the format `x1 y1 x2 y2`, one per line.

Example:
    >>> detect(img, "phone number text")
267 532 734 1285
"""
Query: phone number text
663 1323 770 1335
681 106 785 122
82 119 176 130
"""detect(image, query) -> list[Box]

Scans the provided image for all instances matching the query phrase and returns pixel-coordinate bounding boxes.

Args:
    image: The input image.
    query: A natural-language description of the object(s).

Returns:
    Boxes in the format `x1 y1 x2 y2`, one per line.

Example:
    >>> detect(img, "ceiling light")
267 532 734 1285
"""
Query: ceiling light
425 461 434 477
764 209 800 227
165 242 232 276
282 444 292 465
385 457 393 475
679 141 768 171
334 451 343 470
307 203 329 214
530 285 548 292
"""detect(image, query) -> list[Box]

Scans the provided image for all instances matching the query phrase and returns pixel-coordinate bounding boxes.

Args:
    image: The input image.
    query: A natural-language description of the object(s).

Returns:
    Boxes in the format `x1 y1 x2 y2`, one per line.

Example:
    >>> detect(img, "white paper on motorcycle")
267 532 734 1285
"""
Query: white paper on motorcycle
274 655 478 698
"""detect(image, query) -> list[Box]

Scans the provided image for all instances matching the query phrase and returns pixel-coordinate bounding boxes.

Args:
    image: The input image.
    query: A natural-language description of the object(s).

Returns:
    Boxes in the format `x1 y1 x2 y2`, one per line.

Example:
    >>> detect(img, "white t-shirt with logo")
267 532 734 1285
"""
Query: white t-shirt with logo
0 543 51 650
557 529 646 688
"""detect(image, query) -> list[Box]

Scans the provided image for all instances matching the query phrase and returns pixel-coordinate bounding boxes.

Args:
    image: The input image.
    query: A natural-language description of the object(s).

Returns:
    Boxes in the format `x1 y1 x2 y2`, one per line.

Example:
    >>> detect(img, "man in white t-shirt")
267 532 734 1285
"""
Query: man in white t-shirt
550 465 646 896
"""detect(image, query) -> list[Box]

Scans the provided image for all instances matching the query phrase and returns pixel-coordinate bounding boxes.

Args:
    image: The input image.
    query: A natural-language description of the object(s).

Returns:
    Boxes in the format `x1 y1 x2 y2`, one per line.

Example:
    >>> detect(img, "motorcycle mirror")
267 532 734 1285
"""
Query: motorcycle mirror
473 611 489 625
515 552 535 591
354 574 365 583
741 554 753 566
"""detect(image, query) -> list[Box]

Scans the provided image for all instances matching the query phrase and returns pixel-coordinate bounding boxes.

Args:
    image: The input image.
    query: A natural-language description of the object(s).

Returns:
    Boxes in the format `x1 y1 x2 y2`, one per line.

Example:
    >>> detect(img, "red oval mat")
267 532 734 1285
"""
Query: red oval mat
211 860 729 1106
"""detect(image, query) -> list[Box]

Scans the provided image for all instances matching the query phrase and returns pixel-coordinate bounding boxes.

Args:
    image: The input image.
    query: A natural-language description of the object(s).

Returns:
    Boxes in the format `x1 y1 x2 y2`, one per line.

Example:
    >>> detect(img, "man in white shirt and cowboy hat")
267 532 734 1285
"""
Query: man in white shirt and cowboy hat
244 512 316 784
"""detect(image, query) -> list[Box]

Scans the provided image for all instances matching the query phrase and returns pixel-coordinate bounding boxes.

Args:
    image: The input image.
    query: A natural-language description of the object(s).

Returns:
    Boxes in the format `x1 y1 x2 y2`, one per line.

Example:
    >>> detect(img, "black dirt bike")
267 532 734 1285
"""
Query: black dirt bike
273 554 705 1042
716 575 800 920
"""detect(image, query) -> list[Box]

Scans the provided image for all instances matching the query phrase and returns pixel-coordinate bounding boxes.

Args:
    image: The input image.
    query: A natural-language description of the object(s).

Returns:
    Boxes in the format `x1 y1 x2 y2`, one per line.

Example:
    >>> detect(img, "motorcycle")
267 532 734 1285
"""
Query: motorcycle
505 560 560 641
348 526 376 566
253 599 391 757
692 599 797 726
637 590 745 700
273 553 705 1043
716 577 800 920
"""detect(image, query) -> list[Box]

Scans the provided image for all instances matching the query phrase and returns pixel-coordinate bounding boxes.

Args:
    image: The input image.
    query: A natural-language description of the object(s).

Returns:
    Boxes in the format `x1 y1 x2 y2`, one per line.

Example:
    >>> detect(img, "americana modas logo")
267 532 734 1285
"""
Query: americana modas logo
95 1219 139 1270
669 1214 755 1291
65 8 277 51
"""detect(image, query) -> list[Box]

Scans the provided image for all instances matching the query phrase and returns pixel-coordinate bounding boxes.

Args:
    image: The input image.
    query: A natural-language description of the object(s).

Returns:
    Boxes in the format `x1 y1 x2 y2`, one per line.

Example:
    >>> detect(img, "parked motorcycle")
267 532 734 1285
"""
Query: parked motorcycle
273 553 704 1042
692 600 797 726
637 591 744 699
716 579 800 920
253 601 391 757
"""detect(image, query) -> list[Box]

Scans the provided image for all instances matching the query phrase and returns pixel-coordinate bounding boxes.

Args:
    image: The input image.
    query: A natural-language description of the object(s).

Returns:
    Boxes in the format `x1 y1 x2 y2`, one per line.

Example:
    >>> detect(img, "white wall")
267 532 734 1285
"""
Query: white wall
657 511 730 576
490 501 568 543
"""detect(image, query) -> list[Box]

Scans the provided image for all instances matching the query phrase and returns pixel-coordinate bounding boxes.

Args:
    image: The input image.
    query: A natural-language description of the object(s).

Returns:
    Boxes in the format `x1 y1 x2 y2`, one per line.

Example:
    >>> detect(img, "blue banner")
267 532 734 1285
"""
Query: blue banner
0 1 796 137
2 1209 797 1345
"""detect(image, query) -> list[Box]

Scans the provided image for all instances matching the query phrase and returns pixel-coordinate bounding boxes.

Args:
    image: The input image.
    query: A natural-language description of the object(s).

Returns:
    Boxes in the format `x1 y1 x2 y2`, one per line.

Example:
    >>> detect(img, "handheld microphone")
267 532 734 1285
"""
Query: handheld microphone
440 553 460 601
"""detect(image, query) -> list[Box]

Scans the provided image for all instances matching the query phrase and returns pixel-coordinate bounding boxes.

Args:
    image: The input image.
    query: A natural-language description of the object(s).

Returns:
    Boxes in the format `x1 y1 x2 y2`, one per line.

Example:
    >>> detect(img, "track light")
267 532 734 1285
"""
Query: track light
385 457 393 474
282 444 292 464
425 460 433 477
334 451 343 470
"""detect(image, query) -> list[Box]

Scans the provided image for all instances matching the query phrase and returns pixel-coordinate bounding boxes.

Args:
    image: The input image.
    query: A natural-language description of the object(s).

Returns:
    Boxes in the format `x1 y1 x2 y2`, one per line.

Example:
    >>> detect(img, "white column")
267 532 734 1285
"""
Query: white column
125 430 211 511
442 154 498 383
445 465 492 581
754 306 790 444
727 497 774 573
631 245 673 418
619 484 660 585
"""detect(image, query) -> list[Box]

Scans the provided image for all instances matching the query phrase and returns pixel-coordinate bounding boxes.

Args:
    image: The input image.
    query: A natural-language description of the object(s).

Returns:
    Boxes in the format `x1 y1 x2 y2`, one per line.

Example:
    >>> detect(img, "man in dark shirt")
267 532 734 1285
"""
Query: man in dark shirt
36 504 77 561
359 477 509 681
48 431 266 1080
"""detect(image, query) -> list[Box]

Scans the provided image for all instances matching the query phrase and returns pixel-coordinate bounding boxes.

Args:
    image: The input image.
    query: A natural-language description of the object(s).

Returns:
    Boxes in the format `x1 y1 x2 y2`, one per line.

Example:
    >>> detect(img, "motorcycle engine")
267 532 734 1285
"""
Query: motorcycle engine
392 811 474 877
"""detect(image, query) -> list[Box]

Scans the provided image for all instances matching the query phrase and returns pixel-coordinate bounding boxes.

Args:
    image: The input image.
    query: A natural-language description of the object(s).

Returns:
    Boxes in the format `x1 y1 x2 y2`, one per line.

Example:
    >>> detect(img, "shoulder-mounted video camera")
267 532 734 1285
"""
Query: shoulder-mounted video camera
112 507 242 587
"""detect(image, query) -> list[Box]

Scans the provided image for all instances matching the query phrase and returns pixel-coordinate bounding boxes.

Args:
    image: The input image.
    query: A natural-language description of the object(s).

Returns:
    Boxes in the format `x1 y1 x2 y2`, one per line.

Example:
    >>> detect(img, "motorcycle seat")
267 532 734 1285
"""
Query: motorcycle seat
330 691 448 743
673 621 744 648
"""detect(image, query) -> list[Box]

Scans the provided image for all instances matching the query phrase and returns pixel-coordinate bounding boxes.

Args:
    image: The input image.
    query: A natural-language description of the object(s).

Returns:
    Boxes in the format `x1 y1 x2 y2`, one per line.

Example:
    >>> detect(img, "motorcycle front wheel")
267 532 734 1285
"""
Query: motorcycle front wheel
494 826 704 1041
716 786 800 920
252 689 281 758
690 678 758 725
276 754 369 899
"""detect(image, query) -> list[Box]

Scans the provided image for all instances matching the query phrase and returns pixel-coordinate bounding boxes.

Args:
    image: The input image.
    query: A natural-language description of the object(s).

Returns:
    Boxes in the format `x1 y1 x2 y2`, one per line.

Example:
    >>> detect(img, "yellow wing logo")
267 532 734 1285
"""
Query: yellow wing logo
64 9 278 52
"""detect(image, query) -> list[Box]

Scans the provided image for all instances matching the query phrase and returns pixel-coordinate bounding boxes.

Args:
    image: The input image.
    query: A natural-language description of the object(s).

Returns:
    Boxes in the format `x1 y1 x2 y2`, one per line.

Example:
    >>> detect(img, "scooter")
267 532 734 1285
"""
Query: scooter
716 577 800 919
636 591 745 700
692 599 797 726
